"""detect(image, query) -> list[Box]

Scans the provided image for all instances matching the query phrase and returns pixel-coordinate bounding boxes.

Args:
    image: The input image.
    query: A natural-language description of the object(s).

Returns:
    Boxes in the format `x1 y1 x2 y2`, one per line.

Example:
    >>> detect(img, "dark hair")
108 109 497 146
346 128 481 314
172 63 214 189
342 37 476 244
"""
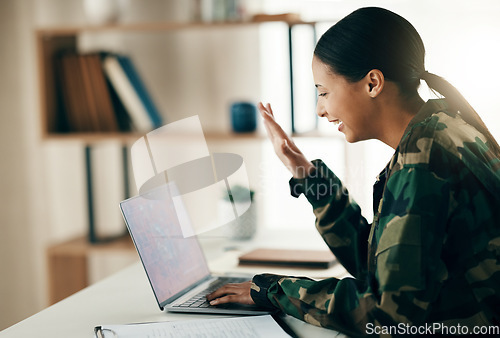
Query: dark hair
314 7 500 157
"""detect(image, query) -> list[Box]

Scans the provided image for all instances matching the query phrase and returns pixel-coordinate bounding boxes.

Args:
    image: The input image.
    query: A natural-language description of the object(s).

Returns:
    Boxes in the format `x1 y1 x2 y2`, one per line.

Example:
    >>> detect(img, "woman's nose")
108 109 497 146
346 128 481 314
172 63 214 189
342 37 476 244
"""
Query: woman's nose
316 103 326 118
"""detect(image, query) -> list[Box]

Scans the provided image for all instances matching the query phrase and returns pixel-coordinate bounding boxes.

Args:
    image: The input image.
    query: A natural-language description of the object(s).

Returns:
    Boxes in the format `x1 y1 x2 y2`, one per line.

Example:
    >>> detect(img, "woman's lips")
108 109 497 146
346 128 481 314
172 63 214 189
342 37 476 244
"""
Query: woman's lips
330 119 344 132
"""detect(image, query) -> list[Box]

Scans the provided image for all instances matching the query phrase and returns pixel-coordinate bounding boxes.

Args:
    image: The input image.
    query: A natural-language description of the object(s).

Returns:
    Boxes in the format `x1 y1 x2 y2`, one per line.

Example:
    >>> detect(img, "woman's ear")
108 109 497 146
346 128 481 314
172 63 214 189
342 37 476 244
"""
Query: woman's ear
365 69 384 98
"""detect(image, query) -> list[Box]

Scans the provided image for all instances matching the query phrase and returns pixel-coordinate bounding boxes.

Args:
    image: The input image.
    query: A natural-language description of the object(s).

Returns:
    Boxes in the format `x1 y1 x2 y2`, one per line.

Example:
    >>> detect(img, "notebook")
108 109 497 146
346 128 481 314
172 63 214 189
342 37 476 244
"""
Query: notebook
119 184 271 315
239 248 337 269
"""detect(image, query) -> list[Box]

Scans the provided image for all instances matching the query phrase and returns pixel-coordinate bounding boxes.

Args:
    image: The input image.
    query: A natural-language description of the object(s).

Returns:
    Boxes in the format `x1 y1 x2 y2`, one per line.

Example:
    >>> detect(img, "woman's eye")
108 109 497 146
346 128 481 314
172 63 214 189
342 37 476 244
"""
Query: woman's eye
318 93 327 97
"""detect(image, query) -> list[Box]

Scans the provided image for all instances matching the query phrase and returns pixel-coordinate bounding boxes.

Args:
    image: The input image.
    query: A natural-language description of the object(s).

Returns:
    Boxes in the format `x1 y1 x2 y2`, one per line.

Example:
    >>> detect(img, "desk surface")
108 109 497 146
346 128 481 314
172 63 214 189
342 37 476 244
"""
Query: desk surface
1 229 349 338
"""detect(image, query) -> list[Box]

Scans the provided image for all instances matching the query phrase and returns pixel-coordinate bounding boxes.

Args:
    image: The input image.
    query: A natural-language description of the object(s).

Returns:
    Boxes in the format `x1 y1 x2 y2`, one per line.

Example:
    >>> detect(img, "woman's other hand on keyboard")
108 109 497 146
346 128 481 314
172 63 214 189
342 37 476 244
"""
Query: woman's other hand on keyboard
206 281 254 306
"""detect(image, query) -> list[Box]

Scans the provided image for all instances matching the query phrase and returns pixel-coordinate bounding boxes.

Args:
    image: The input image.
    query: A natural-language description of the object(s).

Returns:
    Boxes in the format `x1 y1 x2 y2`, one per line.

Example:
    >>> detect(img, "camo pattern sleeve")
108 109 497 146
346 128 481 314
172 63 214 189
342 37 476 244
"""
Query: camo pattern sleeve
250 99 500 336
288 159 371 279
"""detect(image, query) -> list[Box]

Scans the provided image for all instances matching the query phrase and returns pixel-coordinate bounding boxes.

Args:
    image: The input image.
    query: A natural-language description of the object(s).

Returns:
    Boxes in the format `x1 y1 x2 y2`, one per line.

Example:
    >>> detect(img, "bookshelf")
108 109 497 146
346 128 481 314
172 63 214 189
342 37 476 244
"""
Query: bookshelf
37 19 329 234
36 19 320 141
36 18 324 238
37 18 338 302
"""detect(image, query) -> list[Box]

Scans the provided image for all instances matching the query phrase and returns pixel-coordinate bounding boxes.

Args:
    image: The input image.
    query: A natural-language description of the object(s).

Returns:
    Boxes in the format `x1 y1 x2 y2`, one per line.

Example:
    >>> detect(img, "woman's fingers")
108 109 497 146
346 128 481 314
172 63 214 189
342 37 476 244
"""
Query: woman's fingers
258 102 274 117
258 103 276 127
206 284 231 301
206 282 254 306
257 102 315 178
259 103 290 141
266 103 274 117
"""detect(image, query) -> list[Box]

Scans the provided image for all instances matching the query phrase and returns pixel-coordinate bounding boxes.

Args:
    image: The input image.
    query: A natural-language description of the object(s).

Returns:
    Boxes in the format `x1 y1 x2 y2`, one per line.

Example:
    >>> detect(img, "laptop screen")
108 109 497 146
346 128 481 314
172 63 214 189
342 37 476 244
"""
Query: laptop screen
120 184 211 308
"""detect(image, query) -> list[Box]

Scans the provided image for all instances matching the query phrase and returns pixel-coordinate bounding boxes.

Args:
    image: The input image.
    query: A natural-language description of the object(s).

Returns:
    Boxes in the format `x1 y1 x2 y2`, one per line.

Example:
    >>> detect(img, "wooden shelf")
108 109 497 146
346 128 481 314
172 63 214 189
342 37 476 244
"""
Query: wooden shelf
41 132 143 143
46 236 135 305
35 18 318 36
41 130 342 144
40 131 265 143
36 18 329 142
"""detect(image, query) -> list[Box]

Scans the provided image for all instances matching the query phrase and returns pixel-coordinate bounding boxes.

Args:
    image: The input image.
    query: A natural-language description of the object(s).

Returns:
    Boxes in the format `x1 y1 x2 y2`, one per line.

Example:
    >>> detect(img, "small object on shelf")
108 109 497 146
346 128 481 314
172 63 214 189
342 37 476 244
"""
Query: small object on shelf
83 0 119 25
230 101 257 133
195 0 245 22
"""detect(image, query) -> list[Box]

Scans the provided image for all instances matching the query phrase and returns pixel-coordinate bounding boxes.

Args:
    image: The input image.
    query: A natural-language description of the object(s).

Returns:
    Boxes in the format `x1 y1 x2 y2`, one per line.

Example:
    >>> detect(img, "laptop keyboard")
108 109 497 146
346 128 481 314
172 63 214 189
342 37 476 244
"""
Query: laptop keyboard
177 276 249 308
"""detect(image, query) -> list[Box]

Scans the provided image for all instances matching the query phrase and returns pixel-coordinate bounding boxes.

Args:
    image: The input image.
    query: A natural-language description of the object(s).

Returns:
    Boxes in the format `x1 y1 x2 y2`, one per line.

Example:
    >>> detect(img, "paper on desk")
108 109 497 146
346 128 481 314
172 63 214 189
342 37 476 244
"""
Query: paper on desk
95 314 291 337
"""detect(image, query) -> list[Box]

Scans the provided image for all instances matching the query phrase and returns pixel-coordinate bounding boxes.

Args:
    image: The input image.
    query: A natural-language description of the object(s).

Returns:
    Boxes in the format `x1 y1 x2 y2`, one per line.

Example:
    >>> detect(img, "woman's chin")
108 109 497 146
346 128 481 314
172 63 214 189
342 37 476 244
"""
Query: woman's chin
344 132 363 144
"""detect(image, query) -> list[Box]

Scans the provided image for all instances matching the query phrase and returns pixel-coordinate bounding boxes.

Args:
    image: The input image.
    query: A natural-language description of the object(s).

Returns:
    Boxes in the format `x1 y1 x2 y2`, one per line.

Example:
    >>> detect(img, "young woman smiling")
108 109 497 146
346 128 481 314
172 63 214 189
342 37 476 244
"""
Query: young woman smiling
207 7 500 336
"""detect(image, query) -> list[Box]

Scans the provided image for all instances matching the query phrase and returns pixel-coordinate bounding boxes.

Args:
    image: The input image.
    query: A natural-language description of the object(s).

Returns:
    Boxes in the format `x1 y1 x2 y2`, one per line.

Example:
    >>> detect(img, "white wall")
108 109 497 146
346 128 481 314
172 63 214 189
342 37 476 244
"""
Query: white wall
0 0 38 329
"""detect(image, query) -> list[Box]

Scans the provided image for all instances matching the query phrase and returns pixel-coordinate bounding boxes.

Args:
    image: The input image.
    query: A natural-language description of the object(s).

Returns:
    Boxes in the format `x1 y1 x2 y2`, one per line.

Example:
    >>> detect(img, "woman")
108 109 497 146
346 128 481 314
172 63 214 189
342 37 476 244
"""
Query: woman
207 7 500 336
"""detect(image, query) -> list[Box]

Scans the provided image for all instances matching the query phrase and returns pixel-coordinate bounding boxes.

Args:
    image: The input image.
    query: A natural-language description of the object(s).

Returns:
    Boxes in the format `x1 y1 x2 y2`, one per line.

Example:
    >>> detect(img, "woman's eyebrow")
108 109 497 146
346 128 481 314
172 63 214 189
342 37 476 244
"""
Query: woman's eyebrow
315 84 324 88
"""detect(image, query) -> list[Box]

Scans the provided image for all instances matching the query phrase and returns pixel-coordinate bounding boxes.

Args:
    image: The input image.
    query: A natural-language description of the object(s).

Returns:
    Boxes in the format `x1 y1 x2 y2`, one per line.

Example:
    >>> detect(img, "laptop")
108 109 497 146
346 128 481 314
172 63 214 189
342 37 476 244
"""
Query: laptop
119 184 272 315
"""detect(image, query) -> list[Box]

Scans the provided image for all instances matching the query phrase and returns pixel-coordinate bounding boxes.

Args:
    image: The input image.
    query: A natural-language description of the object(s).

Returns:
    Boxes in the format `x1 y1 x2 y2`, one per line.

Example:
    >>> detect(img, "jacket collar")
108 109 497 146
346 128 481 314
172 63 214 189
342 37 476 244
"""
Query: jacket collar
400 99 449 146
375 99 449 183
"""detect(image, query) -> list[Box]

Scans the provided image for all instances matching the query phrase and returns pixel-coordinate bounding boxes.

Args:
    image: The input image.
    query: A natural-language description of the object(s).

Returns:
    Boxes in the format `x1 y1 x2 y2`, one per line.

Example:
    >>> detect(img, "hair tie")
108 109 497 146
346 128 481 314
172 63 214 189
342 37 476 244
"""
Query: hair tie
419 70 429 79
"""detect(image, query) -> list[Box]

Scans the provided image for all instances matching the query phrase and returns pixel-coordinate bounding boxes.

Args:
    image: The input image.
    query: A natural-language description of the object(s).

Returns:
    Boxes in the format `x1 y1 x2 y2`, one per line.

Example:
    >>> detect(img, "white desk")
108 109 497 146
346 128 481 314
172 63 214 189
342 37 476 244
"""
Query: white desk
0 229 349 338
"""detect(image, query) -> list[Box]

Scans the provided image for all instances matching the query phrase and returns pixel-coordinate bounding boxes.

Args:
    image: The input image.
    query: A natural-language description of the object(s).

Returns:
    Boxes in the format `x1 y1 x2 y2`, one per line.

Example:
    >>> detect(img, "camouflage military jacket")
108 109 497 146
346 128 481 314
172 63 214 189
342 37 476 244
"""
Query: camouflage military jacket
250 99 500 336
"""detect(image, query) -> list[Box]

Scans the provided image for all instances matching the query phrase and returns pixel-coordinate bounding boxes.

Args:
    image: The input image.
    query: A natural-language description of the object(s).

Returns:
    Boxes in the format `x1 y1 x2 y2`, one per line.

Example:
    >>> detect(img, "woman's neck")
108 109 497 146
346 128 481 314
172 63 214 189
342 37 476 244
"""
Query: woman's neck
378 92 425 149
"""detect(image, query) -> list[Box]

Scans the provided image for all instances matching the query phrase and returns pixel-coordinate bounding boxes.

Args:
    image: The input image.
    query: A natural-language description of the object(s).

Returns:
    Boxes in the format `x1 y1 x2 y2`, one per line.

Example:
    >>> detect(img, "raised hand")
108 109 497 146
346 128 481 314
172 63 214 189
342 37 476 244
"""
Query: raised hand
259 102 315 179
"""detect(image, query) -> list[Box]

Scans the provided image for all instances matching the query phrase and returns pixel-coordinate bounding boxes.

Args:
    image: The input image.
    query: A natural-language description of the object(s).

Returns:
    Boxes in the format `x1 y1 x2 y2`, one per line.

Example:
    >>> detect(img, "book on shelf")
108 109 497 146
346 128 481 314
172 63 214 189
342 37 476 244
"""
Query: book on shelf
55 53 74 132
55 52 163 134
79 54 101 131
58 53 89 132
115 54 163 129
102 54 161 133
56 52 121 133
86 54 121 132
106 72 133 132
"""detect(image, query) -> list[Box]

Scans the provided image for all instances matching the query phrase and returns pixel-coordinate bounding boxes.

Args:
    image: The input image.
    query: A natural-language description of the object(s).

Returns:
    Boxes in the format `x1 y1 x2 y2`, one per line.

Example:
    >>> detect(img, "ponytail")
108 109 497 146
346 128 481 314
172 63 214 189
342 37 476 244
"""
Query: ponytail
421 71 500 158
